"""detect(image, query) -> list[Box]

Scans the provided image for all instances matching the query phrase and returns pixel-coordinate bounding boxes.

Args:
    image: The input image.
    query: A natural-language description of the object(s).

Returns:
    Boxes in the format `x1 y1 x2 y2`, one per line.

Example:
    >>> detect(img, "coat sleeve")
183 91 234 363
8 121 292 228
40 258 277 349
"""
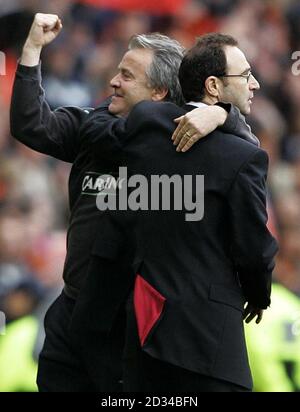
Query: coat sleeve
81 100 155 162
80 100 127 160
10 63 92 163
227 149 278 308
83 100 184 160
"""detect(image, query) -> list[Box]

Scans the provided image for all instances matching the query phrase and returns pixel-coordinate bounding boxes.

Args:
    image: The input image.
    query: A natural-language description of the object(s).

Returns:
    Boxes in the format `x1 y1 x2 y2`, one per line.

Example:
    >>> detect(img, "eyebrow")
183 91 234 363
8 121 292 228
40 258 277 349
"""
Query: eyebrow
119 66 134 78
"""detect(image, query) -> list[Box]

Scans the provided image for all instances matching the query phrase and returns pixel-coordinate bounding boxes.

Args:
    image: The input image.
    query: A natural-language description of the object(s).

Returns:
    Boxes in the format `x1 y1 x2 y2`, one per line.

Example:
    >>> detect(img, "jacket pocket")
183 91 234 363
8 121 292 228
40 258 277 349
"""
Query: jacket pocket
209 283 245 312
134 274 166 346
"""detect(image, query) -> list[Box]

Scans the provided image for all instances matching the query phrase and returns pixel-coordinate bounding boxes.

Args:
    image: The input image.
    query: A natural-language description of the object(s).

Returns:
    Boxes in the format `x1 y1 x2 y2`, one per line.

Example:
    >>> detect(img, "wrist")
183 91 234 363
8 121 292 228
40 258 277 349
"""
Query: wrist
214 105 228 126
21 41 42 66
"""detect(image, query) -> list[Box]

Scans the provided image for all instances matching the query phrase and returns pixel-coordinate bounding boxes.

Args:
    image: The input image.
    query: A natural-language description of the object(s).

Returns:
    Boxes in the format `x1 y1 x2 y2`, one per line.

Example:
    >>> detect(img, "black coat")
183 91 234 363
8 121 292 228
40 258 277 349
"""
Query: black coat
80 100 278 389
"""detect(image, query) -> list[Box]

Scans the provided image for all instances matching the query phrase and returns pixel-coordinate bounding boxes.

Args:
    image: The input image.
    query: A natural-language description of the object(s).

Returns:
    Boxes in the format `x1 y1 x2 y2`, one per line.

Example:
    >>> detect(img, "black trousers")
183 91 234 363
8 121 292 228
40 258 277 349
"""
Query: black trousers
37 291 124 392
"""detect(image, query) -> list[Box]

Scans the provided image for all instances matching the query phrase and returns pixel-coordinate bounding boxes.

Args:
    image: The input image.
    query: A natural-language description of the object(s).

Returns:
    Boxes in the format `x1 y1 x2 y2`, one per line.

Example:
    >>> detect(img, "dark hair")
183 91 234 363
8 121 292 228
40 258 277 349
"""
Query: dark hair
179 33 238 102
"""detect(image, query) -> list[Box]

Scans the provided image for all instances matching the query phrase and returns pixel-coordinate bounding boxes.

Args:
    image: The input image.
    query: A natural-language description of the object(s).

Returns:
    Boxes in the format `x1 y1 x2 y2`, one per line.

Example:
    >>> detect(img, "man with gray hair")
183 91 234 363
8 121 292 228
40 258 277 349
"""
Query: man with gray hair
109 33 185 112
10 14 251 392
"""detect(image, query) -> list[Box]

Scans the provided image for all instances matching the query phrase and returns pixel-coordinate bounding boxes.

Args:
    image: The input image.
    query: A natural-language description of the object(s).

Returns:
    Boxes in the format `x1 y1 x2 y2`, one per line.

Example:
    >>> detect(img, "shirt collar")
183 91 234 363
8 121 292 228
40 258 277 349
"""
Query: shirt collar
186 101 208 108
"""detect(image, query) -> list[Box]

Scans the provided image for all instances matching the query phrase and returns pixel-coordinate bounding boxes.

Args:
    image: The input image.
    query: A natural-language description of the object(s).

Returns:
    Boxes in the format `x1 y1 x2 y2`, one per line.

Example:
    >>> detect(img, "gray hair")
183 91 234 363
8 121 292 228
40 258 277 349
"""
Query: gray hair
128 33 185 106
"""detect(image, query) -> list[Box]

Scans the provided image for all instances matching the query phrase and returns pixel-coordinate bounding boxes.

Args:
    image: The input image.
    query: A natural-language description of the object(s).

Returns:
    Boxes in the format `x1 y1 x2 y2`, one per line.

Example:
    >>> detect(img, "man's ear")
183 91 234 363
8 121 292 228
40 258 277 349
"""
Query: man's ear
204 76 220 99
151 87 168 102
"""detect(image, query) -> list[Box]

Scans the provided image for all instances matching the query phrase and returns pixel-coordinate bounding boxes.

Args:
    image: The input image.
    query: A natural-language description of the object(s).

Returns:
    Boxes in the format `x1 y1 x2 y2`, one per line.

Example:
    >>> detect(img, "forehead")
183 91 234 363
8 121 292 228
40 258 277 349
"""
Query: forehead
224 45 250 73
119 48 154 75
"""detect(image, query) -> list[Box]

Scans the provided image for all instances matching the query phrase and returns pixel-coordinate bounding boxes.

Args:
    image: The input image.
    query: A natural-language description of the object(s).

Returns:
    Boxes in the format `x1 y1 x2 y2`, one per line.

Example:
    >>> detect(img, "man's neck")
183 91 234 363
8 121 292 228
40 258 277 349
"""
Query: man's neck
186 96 218 108
202 96 218 106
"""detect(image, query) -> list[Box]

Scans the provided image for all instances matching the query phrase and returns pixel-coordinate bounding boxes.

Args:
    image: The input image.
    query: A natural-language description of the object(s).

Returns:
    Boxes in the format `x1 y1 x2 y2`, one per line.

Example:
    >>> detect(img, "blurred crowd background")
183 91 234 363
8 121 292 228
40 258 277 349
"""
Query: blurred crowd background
0 0 300 392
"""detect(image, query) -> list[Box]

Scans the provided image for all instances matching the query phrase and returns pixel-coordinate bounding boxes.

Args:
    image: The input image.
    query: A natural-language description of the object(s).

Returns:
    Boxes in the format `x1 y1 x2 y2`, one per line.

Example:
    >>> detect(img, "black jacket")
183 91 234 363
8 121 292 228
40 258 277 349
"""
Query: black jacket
81 100 278 389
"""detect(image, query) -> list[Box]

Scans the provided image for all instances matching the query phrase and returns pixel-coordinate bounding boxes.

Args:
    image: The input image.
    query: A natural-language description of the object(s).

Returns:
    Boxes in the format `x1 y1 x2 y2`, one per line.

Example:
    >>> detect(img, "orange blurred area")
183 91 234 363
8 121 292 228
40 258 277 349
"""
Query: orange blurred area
77 0 187 15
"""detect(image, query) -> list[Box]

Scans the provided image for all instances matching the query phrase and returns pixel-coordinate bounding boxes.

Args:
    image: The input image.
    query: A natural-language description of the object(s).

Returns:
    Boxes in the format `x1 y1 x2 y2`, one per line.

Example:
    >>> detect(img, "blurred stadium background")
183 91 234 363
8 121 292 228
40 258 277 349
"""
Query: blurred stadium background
0 0 300 392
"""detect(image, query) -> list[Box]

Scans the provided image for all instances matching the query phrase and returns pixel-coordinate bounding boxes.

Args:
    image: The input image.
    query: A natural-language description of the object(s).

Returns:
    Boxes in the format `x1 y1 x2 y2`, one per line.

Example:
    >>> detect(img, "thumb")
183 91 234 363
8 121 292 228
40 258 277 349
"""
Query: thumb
174 116 183 123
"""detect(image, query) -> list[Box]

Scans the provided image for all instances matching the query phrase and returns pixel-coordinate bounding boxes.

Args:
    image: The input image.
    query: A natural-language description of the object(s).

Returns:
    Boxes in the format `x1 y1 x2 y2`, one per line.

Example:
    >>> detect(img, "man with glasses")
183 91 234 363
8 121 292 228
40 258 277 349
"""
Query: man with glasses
171 35 260 151
83 33 277 391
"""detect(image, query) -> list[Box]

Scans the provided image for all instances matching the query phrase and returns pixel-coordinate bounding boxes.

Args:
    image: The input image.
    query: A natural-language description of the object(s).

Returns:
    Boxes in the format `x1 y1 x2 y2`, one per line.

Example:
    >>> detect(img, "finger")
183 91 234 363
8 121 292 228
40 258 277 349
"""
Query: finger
181 135 198 152
173 126 189 145
181 130 207 152
38 16 59 31
173 123 194 146
172 118 187 142
55 18 62 29
177 131 195 151
256 311 263 324
175 129 193 151
173 116 184 123
173 116 188 137
171 127 179 142
172 123 181 141
245 312 256 324
176 136 188 151
243 304 251 320
54 19 63 33
38 21 58 31
36 15 58 24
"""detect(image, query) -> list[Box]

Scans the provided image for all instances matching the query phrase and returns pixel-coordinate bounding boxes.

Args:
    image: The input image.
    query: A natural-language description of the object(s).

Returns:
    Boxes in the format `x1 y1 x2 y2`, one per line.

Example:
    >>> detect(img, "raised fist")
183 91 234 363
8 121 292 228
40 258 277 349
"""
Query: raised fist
26 13 63 48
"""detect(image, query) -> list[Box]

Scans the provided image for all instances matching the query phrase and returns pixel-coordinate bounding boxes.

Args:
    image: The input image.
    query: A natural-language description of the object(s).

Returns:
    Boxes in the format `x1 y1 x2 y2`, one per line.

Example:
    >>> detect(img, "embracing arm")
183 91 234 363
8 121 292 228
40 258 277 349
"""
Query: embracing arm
172 103 259 152
82 100 186 163
82 100 180 162
80 100 127 160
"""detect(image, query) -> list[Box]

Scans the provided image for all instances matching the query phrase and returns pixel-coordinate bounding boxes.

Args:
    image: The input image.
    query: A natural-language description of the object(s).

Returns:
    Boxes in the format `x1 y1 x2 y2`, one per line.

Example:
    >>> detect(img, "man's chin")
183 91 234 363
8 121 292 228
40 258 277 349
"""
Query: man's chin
108 102 118 114
108 102 128 118
240 105 250 116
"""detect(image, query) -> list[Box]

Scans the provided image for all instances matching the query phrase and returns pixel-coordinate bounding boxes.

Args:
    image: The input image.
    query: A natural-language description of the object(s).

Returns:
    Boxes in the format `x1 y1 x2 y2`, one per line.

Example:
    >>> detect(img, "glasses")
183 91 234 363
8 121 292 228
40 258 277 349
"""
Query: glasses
221 71 252 83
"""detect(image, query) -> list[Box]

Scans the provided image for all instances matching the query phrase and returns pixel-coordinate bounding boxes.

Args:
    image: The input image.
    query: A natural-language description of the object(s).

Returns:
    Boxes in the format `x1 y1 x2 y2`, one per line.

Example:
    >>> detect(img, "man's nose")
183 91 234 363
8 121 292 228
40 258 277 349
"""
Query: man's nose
250 74 260 91
110 74 121 88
